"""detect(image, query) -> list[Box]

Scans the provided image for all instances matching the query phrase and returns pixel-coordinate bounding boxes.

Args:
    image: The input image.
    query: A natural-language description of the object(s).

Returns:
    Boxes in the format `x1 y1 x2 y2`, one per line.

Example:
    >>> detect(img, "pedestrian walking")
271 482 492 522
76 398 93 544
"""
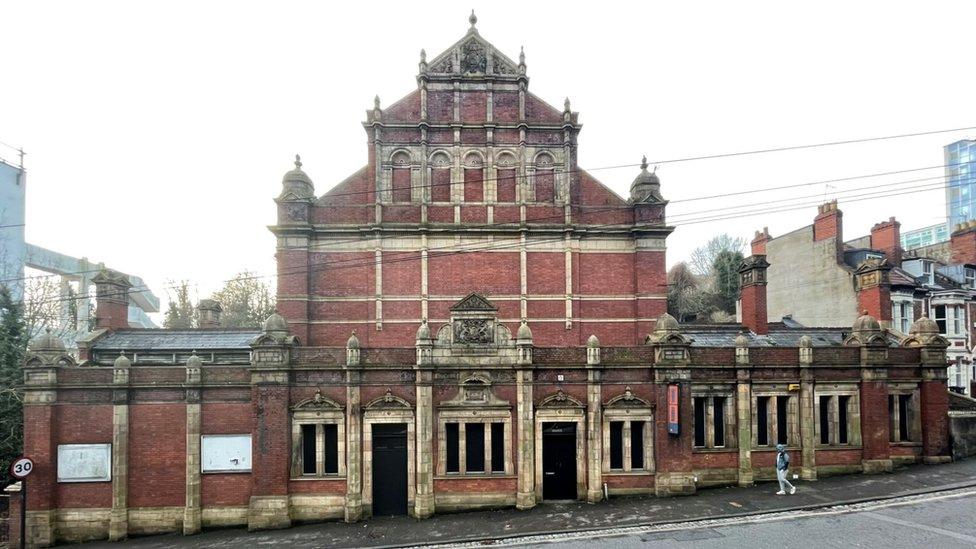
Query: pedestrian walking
775 443 796 495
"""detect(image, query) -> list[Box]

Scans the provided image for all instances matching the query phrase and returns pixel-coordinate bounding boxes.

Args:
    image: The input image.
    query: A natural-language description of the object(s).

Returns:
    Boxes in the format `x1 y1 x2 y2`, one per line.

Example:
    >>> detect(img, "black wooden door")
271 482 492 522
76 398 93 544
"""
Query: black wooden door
542 422 577 500
372 423 408 516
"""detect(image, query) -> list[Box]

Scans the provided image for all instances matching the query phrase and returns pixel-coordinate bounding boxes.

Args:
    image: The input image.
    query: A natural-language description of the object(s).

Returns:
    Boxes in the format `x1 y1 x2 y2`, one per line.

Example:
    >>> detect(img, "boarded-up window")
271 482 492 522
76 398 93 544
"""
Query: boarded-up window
609 421 624 469
465 423 485 472
491 423 504 472
446 423 460 473
201 435 252 473
57 444 112 482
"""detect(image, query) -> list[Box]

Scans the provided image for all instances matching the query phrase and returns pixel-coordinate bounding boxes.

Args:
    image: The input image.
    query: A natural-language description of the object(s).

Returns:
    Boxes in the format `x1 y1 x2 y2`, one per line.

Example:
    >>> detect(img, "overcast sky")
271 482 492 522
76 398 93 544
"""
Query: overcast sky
2 1 975 321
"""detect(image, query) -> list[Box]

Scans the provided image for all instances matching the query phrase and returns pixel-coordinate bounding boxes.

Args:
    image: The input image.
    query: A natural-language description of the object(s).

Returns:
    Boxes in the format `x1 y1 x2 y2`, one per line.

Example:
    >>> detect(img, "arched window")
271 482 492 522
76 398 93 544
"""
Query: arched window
463 152 484 202
430 151 452 202
391 151 412 203
495 152 517 202
534 152 555 203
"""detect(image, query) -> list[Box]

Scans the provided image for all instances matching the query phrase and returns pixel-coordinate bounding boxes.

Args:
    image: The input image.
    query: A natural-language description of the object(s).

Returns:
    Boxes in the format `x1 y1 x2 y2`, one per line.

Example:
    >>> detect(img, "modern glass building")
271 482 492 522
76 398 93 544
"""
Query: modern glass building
901 222 949 250
945 139 976 229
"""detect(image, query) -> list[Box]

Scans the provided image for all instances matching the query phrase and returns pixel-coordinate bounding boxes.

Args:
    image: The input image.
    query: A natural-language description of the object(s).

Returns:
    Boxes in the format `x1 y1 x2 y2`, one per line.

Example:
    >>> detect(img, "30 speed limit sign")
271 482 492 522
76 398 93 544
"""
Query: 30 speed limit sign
10 457 34 479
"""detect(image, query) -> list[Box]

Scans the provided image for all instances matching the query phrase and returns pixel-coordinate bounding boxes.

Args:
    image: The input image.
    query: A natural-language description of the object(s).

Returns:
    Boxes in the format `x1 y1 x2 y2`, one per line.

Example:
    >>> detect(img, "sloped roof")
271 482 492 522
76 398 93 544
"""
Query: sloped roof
92 329 262 351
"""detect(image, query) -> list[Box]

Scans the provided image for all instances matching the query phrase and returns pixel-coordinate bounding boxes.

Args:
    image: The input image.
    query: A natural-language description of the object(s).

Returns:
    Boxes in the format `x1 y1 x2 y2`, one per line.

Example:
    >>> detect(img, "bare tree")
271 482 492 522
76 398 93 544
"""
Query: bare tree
211 272 276 328
689 234 748 277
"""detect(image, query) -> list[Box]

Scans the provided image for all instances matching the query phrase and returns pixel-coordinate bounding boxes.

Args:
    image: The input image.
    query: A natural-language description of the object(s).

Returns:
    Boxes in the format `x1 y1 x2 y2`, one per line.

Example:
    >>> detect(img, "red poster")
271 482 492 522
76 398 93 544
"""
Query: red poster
667 384 680 435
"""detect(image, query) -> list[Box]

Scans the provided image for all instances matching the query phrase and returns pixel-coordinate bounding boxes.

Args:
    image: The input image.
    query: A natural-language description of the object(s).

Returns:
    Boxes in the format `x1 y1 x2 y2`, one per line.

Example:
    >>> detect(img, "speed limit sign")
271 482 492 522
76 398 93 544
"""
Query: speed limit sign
10 457 34 479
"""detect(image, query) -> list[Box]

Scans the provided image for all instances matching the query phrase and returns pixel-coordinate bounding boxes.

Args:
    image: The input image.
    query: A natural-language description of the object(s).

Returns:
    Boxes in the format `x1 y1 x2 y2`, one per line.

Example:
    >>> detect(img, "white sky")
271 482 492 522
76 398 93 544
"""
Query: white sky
2 1 975 322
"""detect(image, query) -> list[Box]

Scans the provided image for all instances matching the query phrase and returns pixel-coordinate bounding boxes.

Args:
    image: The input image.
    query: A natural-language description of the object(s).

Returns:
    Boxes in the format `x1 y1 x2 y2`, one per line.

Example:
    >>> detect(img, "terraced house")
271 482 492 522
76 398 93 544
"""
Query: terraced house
13 14 953 547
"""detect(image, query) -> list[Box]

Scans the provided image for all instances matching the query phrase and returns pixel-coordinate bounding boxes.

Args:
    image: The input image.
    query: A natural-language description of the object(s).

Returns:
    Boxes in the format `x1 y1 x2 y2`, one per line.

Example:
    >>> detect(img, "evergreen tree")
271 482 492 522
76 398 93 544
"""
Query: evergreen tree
0 285 28 483
711 249 745 315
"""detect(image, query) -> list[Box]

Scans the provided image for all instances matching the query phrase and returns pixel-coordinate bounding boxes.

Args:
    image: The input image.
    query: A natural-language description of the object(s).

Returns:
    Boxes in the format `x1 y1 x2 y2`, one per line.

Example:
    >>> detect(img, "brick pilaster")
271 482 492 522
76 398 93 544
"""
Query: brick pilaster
859 367 892 474
920 366 951 463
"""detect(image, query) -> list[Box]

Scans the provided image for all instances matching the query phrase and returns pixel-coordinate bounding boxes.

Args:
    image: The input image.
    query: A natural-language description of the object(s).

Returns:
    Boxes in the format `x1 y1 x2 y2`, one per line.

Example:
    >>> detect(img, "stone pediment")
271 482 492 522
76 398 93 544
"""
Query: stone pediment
440 373 510 408
426 31 520 78
450 293 497 312
292 391 343 411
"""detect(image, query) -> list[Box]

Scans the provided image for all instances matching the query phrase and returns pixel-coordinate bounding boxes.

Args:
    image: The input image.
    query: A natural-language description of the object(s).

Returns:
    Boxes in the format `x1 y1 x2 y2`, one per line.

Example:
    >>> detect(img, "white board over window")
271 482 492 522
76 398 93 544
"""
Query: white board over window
201 434 252 473
57 444 112 482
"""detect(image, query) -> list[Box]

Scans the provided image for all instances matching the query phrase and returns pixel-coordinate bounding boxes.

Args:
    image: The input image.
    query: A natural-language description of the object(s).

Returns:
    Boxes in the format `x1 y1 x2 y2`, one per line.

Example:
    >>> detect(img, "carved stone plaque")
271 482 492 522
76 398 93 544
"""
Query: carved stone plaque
453 319 493 344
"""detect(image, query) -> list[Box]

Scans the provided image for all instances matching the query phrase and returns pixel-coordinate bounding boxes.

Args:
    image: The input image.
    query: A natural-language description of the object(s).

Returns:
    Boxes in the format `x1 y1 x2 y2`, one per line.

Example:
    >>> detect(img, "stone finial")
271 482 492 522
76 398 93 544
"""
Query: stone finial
186 350 203 384
262 313 289 339
294 154 302 169
798 335 812 348
346 330 361 367
629 156 663 204
519 46 525 65
373 95 381 111
798 335 813 364
420 49 426 63
516 319 533 341
186 350 203 369
735 333 750 364
280 154 314 200
346 330 360 350
734 333 749 348
27 328 66 353
114 350 131 369
469 9 477 29
564 97 571 112
586 334 600 366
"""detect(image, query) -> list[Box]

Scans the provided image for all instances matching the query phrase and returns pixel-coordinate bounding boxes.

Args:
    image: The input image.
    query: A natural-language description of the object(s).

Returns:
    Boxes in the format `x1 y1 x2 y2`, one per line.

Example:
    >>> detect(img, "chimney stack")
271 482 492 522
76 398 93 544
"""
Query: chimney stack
813 200 842 242
751 227 771 255
92 269 131 330
738 255 770 335
854 258 892 325
870 217 902 265
197 299 222 328
950 220 976 266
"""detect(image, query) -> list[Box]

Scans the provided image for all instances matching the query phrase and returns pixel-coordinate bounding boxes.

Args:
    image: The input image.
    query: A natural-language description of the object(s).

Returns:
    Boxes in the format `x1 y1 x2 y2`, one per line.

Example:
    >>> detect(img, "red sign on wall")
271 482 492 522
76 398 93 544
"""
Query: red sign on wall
667 384 680 435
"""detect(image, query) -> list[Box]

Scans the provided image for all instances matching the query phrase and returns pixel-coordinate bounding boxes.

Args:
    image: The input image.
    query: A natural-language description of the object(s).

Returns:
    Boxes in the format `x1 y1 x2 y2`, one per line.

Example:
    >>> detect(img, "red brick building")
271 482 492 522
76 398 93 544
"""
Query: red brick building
11 15 953 547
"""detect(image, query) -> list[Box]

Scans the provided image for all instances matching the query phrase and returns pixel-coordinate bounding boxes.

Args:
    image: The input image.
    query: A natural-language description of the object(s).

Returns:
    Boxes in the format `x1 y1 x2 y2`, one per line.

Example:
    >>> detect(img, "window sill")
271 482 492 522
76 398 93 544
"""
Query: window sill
890 441 922 447
290 476 346 481
603 470 655 476
815 445 862 450
435 473 515 480
692 447 738 453
752 446 800 452
202 470 251 475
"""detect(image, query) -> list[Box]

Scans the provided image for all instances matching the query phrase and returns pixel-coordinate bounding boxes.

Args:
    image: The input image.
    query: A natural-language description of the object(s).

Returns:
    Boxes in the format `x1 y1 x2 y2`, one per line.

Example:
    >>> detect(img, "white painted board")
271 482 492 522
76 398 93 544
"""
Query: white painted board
57 444 112 482
201 434 252 472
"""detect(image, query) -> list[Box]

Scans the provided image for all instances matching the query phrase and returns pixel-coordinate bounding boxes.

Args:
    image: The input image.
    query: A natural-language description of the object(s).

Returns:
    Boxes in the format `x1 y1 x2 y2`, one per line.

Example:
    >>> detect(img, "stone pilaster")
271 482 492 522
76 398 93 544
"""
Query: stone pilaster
414 367 435 518
515 367 535 509
109 353 130 541
344 366 363 522
798 367 818 480
735 368 753 486
648 314 695 497
183 353 203 535
585 367 602 503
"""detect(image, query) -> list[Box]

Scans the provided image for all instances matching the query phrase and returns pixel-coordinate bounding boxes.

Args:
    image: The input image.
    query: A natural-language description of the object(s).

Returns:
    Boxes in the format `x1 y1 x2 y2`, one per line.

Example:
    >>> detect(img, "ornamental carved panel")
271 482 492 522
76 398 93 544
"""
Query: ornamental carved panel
453 319 493 344
462 41 487 73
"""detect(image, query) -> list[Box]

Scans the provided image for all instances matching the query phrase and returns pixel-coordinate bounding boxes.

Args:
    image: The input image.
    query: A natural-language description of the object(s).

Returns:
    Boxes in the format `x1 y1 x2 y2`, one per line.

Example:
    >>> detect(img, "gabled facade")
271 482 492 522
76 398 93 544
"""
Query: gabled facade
11 15 955 548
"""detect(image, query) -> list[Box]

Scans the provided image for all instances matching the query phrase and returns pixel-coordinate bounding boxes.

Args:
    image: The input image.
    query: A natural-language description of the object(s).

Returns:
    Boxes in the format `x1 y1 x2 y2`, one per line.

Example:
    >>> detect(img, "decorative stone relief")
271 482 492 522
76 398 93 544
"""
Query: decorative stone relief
453 319 493 344
462 41 487 73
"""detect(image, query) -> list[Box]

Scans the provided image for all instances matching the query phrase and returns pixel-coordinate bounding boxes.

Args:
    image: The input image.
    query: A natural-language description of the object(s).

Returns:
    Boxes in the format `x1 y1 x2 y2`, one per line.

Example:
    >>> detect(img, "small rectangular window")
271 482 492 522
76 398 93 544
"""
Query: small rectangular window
713 397 726 447
757 396 769 446
776 396 789 445
838 395 850 445
819 395 831 444
465 423 485 473
324 424 339 475
898 394 911 442
301 424 317 475
693 397 706 447
446 423 459 473
609 421 624 469
631 421 645 470
490 423 504 473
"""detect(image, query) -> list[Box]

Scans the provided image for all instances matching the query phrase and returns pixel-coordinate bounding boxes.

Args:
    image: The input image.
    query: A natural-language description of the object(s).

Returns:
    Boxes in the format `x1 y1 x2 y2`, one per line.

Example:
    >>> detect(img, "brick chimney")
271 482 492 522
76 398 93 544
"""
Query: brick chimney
870 217 902 265
197 299 222 328
92 269 131 330
738 255 770 335
814 200 842 242
950 220 976 265
751 227 771 255
854 258 892 325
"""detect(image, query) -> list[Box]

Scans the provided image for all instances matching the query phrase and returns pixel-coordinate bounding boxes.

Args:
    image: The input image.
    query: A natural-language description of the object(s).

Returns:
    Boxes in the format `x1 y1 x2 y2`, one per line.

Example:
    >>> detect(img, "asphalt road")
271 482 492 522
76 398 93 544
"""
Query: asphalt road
506 489 976 549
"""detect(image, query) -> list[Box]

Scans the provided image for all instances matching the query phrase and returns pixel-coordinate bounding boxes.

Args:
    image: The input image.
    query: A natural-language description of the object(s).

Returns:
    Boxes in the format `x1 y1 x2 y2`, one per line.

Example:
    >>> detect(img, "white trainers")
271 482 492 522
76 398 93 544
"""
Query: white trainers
790 487 796 495
776 490 786 495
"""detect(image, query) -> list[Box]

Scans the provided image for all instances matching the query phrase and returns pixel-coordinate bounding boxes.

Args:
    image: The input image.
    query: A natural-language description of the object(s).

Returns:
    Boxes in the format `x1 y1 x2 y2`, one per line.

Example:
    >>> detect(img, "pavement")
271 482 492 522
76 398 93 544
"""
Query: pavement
81 459 976 548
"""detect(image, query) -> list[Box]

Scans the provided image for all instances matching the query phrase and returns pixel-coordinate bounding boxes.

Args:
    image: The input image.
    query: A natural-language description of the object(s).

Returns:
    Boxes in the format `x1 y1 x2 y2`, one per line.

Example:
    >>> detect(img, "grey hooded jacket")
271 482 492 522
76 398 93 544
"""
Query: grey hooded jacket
776 444 790 471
